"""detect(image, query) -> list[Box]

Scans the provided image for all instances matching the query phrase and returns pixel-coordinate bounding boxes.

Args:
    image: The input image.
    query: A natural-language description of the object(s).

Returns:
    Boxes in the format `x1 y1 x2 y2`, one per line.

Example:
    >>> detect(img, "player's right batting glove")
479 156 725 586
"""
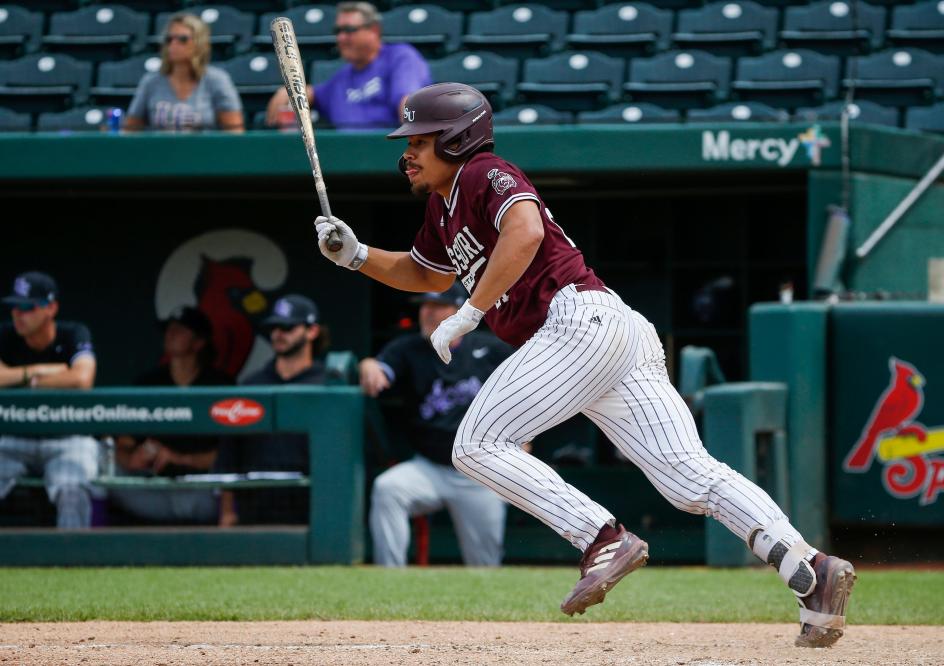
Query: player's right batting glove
315 216 368 270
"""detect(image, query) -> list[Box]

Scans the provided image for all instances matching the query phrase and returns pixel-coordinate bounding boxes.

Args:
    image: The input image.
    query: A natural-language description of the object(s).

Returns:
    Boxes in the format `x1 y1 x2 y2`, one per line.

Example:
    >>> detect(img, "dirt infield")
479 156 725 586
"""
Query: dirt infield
1 621 942 665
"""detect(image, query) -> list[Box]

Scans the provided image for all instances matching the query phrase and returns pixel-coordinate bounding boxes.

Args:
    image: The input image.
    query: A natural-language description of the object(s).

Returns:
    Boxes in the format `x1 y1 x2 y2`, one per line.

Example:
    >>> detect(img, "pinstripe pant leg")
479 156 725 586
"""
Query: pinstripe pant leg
584 311 789 542
453 285 637 552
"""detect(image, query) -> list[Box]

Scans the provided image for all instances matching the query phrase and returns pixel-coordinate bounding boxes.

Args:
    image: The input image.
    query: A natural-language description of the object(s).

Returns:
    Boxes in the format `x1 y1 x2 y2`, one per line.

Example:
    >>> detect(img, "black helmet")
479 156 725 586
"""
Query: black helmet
387 82 494 163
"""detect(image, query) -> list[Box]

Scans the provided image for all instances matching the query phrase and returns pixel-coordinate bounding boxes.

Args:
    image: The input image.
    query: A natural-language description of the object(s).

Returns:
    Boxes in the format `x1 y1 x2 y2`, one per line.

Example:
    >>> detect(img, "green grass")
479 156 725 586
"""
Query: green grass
1 566 941 624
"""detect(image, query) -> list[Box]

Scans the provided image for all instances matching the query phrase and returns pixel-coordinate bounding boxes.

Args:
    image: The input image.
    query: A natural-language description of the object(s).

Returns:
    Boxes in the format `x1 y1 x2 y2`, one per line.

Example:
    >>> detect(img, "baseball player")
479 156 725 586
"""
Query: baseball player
314 82 855 648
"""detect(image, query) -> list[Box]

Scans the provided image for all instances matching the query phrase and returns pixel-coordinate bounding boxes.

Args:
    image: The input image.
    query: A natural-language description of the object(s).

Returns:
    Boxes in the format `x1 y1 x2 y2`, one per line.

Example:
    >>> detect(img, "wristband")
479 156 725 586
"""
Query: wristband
347 243 368 271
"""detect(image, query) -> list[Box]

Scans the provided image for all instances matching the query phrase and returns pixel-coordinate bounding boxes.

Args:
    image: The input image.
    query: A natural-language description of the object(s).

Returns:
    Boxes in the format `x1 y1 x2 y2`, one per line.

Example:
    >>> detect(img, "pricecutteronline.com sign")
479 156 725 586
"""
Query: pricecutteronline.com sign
0 404 194 424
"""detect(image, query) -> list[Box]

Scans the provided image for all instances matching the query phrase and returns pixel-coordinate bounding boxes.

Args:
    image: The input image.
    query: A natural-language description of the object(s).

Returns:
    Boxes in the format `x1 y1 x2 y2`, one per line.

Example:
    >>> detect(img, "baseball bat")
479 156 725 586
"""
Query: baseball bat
270 17 343 252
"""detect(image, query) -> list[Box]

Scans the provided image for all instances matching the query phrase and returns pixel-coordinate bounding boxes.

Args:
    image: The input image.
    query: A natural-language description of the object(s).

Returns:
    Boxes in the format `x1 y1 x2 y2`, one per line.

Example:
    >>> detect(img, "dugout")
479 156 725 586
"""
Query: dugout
1 122 942 565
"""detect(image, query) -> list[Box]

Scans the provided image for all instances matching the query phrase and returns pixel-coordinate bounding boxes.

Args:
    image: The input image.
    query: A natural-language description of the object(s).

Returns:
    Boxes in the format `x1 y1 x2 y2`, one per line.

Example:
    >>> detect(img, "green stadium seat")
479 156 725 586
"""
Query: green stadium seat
517 51 624 112
381 5 463 57
672 1 777 57
905 102 944 133
795 100 899 128
624 50 731 110
36 105 112 132
325 351 359 385
392 0 489 11
844 48 944 107
0 53 92 114
780 0 886 56
678 344 726 416
43 5 149 63
0 5 43 59
91 53 162 108
463 4 568 59
219 53 283 118
577 102 680 124
210 0 284 11
20 1 78 10
732 49 840 110
567 3 672 59
428 51 518 109
310 57 345 85
495 0 588 10
0 105 30 131
492 103 573 125
154 6 254 60
109 1 184 10
687 100 789 123
887 1 944 55
257 6 337 61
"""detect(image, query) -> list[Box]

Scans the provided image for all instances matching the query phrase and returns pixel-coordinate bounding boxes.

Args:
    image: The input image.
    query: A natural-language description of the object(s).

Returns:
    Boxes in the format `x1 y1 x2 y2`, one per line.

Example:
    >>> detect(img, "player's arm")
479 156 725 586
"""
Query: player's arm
31 355 96 389
359 248 455 293
0 360 29 387
467 200 544 312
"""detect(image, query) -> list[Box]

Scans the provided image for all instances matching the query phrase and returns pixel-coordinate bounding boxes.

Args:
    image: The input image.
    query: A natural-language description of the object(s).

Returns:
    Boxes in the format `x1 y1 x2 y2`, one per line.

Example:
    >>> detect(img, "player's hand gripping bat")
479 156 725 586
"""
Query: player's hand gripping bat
270 17 343 252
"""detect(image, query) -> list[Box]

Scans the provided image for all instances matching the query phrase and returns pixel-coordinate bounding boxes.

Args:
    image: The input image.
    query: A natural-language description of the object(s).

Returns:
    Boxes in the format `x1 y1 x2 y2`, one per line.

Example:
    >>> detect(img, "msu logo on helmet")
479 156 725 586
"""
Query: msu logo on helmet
403 107 415 122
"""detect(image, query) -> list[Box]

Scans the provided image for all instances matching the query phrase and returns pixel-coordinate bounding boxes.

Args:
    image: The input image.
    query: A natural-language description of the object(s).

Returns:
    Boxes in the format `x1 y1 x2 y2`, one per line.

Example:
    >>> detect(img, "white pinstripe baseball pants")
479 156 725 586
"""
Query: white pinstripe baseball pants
453 284 791 552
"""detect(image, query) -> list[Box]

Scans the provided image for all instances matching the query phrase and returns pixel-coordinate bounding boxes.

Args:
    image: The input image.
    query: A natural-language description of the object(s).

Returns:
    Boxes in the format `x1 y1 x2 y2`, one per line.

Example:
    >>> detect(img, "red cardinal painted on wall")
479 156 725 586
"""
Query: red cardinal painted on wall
844 357 927 472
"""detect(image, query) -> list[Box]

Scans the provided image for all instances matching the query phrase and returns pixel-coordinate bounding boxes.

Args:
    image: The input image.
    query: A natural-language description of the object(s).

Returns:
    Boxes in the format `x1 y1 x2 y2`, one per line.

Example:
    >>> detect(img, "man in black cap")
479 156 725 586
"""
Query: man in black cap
109 306 233 525
361 283 513 566
0 271 99 528
216 294 327 527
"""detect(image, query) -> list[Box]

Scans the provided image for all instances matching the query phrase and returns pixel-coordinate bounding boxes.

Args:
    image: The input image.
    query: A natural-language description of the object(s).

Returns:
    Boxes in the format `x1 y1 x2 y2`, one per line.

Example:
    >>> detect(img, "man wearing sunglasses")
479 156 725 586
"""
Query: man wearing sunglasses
0 271 100 529
216 295 327 527
265 1 431 129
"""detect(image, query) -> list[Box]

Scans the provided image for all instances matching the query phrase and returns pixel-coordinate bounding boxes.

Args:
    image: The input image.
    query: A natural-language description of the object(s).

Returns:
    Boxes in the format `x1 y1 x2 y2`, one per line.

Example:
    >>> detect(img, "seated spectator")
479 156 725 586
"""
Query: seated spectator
216 295 327 526
108 306 232 524
124 13 244 133
361 284 513 566
0 271 99 529
265 2 431 129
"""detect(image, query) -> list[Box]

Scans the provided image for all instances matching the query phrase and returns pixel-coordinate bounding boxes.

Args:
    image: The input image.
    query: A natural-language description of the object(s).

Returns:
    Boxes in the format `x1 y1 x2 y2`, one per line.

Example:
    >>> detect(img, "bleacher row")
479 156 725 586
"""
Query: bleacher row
1 0 943 132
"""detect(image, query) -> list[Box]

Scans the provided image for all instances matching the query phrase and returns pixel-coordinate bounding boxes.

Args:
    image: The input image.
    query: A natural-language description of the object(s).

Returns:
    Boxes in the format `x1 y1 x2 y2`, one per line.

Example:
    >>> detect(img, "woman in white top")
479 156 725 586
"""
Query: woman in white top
124 13 244 132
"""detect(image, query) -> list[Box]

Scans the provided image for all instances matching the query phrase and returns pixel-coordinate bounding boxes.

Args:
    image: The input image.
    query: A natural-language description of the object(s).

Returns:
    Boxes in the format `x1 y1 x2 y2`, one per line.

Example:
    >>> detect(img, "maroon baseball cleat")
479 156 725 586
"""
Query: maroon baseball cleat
795 554 857 648
560 524 649 616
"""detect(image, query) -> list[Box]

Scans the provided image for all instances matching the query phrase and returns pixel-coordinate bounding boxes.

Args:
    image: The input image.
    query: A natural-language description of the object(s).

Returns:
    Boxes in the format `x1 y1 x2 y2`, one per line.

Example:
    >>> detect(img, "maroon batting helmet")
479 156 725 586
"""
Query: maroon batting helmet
387 82 494 163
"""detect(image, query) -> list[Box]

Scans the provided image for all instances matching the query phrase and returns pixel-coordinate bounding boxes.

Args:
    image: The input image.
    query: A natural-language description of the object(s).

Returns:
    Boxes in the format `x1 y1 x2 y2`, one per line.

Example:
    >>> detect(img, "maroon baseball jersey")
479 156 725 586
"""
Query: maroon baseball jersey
410 152 604 347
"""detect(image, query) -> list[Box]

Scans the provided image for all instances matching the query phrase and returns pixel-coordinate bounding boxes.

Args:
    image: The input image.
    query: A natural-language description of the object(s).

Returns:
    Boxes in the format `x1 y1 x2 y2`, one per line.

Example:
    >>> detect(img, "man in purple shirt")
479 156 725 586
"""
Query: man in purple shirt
312 83 856 649
265 2 431 129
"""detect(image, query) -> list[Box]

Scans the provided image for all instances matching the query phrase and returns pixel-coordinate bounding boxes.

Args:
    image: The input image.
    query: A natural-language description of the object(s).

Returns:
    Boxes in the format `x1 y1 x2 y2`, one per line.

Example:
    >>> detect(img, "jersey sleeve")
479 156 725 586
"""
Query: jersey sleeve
69 323 95 364
208 68 242 113
376 335 415 385
126 72 155 120
411 204 454 275
474 159 541 232
387 45 432 109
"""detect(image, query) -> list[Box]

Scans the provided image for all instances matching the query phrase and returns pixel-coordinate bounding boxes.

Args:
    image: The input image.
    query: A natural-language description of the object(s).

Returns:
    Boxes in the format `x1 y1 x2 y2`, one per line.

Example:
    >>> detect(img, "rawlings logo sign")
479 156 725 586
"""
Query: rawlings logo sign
487 168 516 196
844 357 944 505
210 398 265 426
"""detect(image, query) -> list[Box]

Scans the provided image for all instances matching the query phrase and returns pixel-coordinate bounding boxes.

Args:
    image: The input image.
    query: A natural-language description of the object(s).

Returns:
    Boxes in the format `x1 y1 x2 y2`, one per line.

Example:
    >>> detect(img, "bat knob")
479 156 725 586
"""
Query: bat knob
326 230 343 253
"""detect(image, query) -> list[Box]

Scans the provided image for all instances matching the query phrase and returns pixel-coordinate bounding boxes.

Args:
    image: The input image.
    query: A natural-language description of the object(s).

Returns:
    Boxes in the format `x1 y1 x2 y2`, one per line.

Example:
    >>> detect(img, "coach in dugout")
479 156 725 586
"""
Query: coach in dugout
264 1 431 130
0 271 99 529
361 283 512 566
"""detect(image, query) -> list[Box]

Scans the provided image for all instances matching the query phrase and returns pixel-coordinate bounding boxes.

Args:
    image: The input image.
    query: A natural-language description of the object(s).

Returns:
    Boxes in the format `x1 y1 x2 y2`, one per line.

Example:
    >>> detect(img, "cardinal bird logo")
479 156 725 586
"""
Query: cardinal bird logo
844 357 926 473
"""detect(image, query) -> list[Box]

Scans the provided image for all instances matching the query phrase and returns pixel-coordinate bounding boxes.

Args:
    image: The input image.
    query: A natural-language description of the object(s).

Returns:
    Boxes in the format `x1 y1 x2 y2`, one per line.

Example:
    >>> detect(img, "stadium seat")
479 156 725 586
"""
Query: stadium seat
672 1 778 57
21 1 78 10
391 0 482 12
154 6 254 60
517 51 623 112
257 6 337 61
495 0 590 10
310 57 345 85
36 106 112 132
566 3 672 58
492 103 573 125
780 0 886 56
577 102 680 124
43 5 149 63
428 51 518 109
0 5 43 59
624 50 731 110
0 53 92 114
732 49 840 110
114 1 185 9
887 1 944 54
687 101 789 123
219 53 283 118
381 5 463 57
0 106 30 132
843 48 944 107
795 100 899 128
91 53 162 108
463 5 568 59
905 102 944 133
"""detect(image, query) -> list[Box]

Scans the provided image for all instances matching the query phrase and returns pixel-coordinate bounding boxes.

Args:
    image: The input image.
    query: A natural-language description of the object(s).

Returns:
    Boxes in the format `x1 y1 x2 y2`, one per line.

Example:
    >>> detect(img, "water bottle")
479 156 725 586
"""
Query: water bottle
107 107 123 134
100 436 116 478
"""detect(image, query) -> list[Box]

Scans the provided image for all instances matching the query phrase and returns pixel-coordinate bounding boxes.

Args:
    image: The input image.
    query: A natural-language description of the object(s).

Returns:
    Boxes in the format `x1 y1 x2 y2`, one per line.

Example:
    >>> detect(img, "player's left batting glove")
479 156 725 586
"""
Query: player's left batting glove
315 216 368 270
430 300 485 364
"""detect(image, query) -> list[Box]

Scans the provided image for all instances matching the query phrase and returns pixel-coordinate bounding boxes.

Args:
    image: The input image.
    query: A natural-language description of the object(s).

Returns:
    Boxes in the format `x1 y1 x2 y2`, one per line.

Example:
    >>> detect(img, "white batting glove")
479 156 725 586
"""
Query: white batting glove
315 216 367 270
430 300 485 364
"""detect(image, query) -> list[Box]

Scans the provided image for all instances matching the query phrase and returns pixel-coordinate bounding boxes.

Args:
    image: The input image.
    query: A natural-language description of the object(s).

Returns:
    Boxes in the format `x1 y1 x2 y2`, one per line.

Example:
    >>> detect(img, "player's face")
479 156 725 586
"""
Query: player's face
403 133 458 198
419 302 459 338
11 302 55 337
